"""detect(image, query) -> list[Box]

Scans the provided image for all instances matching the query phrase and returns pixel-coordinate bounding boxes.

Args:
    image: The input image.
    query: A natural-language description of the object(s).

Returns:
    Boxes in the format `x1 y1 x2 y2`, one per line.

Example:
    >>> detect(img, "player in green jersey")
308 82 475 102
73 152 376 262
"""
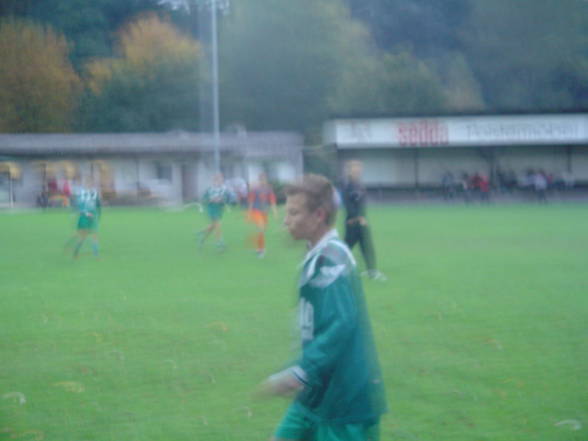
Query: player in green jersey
197 173 233 250
259 174 387 441
70 177 101 259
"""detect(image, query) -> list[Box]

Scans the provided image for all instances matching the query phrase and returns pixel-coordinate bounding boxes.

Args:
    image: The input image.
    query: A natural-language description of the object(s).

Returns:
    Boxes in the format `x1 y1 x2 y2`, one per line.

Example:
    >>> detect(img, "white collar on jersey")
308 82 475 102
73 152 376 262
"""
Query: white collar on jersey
299 229 356 285
300 229 339 268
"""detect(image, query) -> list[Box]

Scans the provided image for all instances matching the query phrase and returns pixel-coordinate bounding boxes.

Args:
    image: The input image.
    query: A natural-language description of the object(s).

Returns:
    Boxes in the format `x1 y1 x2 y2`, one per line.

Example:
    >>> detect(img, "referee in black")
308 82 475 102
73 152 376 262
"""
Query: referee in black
341 160 387 281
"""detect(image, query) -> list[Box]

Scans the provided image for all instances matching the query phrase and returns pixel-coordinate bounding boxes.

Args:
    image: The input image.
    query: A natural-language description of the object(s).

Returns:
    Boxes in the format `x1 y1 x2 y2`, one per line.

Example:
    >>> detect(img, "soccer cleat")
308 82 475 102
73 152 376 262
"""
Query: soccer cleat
369 270 387 281
256 249 265 259
196 231 205 248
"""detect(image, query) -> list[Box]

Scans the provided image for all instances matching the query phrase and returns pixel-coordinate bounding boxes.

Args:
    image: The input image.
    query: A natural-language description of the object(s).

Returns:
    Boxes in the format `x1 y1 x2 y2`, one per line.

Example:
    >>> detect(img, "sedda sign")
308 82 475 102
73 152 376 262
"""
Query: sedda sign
324 114 588 149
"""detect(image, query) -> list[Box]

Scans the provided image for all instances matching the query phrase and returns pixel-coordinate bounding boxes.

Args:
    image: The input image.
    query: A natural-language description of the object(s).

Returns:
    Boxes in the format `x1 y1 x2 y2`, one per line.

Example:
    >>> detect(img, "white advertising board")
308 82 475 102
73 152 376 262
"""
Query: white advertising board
325 114 588 149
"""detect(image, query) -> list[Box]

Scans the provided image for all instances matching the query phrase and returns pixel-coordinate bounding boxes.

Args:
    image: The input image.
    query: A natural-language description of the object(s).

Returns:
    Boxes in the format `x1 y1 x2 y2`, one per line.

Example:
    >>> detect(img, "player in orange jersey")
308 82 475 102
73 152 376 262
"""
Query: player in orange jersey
247 172 278 258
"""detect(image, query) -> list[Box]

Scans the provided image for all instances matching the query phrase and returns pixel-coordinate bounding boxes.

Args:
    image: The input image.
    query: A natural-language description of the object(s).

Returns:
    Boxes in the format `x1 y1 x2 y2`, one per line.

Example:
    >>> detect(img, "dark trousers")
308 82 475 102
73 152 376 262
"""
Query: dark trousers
345 223 376 272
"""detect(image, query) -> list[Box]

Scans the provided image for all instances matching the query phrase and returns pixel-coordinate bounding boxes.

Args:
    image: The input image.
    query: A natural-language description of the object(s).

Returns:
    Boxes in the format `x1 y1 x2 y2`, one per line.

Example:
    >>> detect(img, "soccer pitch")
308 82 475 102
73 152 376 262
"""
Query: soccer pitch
1 203 587 441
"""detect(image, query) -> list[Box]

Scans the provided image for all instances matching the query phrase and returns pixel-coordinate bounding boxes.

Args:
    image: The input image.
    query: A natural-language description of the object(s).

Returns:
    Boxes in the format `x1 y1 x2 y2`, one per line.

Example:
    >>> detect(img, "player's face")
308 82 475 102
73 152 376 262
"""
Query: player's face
347 161 363 181
284 193 322 242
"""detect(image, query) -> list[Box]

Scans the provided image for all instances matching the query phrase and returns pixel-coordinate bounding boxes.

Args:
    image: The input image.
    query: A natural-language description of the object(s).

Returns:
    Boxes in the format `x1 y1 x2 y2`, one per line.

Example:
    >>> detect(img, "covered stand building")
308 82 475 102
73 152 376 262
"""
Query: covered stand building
0 131 303 207
324 113 588 195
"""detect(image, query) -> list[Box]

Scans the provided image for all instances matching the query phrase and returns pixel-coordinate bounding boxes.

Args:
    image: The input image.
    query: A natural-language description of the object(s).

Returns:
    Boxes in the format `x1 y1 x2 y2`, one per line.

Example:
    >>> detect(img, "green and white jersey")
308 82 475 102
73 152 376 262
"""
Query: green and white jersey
74 187 101 217
203 185 232 206
290 230 387 424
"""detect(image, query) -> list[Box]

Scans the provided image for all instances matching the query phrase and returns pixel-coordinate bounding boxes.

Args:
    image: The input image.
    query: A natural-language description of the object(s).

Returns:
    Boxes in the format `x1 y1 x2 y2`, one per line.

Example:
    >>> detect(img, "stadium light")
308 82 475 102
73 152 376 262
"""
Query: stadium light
196 0 230 173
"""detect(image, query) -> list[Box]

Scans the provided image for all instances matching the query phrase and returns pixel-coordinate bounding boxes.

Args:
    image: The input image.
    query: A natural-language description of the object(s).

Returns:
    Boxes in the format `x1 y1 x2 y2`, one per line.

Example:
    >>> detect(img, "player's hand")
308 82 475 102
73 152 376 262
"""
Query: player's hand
358 216 368 226
256 371 303 398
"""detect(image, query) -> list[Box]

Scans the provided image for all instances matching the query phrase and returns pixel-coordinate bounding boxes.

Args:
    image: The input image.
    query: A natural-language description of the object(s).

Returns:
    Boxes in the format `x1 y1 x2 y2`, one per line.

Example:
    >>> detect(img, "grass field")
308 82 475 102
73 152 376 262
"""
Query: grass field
1 203 587 441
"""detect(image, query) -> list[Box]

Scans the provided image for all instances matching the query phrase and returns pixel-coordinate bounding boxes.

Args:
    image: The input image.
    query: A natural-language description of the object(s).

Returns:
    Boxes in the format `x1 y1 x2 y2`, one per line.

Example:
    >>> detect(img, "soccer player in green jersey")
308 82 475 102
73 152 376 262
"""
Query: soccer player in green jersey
259 174 387 441
197 173 233 250
71 178 101 259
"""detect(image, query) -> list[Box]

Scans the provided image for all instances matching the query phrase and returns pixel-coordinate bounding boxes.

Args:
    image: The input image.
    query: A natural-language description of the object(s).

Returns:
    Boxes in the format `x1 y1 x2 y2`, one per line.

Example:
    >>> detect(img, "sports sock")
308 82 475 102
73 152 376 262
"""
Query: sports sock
91 239 99 256
257 232 265 252
73 239 85 257
64 235 77 250
196 230 206 246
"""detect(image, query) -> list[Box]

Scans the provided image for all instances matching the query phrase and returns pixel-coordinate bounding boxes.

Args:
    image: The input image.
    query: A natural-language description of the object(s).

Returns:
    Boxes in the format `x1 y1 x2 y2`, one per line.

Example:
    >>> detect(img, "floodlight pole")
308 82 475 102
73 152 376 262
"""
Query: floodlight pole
210 0 220 173
195 0 228 173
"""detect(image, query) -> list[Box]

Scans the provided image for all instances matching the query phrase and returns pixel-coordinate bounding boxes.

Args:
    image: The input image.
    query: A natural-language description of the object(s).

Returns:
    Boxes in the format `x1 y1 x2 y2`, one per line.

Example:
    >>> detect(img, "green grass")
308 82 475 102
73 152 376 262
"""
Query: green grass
1 203 587 441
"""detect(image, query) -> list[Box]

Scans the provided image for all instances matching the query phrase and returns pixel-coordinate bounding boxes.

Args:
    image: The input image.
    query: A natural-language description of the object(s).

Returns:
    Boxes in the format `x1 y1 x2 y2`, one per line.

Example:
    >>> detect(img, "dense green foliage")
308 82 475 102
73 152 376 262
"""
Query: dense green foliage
344 0 588 112
460 1 588 111
76 61 201 132
75 14 202 132
1 0 587 134
1 204 587 440
344 0 471 56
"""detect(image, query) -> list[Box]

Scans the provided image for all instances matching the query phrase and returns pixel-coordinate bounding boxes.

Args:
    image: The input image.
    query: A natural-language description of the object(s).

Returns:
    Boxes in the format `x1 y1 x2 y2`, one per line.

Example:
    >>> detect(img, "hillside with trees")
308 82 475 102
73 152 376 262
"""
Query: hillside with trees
1 0 587 135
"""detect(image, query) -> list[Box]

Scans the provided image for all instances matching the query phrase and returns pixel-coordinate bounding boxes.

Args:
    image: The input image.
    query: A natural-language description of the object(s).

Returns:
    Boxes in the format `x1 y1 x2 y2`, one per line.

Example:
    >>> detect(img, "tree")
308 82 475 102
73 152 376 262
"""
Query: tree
341 0 484 113
343 0 471 56
429 51 485 112
218 0 388 134
0 19 81 132
328 49 447 116
0 0 34 16
0 0 165 68
460 0 588 111
77 13 202 132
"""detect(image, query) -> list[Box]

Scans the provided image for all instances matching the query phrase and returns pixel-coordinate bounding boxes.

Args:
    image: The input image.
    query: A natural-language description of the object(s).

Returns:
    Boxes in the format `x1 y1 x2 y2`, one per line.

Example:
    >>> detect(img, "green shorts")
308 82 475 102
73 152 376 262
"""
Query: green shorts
77 214 97 231
206 204 224 221
274 403 380 441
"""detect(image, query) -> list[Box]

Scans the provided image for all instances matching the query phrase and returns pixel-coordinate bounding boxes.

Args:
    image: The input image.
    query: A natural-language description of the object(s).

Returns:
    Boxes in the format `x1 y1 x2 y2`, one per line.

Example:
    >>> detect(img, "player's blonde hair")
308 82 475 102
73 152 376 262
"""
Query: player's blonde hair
284 174 337 226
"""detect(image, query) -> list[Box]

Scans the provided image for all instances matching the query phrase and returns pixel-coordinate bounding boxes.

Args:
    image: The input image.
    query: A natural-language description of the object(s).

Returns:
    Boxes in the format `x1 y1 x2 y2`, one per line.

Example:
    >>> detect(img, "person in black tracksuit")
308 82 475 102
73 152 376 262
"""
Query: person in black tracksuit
341 160 386 281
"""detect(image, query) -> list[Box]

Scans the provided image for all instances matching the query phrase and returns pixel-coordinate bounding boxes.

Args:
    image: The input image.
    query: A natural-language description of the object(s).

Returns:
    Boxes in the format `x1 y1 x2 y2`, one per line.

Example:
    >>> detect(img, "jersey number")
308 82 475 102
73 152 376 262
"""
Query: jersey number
299 298 314 341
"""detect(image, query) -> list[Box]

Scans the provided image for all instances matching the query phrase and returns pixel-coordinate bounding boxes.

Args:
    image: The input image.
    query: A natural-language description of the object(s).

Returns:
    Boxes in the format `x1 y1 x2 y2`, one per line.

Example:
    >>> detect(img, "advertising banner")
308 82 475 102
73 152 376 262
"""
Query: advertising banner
325 114 588 149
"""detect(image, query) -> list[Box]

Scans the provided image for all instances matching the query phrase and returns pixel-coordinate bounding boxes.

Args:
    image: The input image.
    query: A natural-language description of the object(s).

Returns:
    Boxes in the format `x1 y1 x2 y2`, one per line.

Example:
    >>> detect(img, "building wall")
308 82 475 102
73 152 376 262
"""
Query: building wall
497 146 568 175
270 160 297 182
0 132 305 207
339 149 488 187
5 157 199 206
339 150 412 185
113 159 140 194
13 162 42 204
415 149 488 185
570 147 588 181
338 145 588 188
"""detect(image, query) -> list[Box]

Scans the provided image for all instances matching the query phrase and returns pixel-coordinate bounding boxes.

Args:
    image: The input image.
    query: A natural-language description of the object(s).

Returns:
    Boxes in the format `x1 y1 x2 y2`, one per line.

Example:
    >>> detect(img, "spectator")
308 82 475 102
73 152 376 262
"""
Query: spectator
562 170 575 191
441 171 456 200
533 170 548 203
478 173 490 202
459 172 471 203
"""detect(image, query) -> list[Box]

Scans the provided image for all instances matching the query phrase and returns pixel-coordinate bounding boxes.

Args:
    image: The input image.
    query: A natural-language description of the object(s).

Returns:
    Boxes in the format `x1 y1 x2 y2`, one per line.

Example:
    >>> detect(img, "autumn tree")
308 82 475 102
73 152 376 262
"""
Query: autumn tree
77 13 202 132
0 19 81 132
0 0 166 68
